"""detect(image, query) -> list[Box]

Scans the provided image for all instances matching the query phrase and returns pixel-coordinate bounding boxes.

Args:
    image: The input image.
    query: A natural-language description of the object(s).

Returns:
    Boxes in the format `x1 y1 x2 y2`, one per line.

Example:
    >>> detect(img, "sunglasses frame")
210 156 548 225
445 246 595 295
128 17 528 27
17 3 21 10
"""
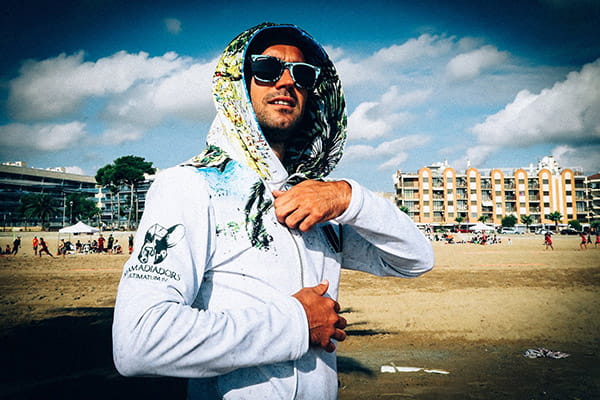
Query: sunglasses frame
250 54 321 90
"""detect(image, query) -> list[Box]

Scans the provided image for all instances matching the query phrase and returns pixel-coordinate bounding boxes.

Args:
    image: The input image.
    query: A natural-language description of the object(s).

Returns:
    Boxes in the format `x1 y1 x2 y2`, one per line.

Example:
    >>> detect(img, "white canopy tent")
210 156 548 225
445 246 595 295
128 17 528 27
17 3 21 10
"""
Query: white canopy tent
468 223 495 232
59 221 99 234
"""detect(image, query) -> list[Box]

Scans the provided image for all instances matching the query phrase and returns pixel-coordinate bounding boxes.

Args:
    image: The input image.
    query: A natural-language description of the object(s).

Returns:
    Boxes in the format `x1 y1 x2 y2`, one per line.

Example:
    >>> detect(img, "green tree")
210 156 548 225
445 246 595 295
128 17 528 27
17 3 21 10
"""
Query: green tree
478 215 489 224
96 156 155 229
546 211 563 232
96 165 120 228
591 220 600 233
399 205 409 214
520 214 534 233
454 216 464 224
568 219 582 231
20 194 58 228
501 215 517 227
66 193 99 224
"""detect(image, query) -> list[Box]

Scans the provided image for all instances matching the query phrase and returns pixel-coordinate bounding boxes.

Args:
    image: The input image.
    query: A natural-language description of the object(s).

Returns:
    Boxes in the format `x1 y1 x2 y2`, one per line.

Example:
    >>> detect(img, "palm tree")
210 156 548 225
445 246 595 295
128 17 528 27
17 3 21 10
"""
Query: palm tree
546 211 563 232
399 205 410 214
20 194 58 228
478 215 489 224
520 214 534 233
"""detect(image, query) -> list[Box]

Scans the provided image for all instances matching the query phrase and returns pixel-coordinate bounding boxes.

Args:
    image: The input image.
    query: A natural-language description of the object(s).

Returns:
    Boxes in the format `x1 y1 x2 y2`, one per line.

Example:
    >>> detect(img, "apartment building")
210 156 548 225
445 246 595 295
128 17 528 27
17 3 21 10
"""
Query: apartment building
0 162 155 229
394 156 592 227
589 173 600 221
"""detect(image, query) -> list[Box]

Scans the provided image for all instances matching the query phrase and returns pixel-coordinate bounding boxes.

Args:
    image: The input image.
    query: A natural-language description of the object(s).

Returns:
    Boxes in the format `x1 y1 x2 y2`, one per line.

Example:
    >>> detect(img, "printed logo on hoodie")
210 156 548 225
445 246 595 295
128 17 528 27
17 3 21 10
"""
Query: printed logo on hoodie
138 223 185 265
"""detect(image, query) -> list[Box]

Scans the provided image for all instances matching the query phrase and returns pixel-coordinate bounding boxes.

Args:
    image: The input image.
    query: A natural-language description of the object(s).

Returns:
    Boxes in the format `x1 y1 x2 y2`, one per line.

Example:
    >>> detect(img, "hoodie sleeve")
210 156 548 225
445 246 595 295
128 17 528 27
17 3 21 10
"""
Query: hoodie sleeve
112 167 309 378
335 179 434 278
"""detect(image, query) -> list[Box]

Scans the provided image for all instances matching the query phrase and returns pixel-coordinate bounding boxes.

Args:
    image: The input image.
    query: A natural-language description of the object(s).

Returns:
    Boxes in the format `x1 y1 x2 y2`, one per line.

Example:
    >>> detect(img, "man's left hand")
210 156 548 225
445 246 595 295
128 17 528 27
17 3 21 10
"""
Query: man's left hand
273 180 351 232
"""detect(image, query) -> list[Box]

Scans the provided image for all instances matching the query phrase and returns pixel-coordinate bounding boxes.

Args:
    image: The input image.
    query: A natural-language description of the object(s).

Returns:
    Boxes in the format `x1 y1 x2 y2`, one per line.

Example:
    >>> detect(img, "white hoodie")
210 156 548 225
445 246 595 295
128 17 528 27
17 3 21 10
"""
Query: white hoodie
112 23 433 399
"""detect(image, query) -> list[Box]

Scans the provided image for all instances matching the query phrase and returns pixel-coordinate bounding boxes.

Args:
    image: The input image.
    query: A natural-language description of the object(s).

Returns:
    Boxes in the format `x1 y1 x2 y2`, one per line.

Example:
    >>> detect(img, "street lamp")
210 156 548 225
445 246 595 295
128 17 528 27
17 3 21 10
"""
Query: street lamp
69 201 73 224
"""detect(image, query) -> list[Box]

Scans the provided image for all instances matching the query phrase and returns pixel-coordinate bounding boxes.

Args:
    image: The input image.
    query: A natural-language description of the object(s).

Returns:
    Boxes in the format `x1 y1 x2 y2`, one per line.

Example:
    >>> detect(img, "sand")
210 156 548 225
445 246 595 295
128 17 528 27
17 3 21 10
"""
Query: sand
0 231 598 399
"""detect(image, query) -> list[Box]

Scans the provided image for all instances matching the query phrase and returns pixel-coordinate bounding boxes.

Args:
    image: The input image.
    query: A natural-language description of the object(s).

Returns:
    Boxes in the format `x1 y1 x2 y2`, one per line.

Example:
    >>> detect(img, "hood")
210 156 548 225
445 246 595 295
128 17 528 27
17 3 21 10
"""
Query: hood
190 22 347 189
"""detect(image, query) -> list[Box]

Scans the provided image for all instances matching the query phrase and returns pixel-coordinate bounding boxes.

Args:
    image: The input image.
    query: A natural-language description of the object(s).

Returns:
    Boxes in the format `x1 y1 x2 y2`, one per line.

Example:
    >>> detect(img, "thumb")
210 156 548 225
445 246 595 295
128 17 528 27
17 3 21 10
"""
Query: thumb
314 280 329 296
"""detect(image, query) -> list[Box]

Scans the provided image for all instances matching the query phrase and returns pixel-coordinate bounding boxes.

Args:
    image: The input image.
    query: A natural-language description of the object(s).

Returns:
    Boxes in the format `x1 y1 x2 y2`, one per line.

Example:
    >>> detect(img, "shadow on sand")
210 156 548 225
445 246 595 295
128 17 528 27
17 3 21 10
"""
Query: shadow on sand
0 308 186 400
0 308 377 399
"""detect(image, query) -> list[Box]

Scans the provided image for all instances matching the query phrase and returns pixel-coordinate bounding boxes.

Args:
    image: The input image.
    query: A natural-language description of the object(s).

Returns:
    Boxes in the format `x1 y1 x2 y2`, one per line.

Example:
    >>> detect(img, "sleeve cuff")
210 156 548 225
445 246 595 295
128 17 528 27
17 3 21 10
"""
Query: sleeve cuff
334 179 364 224
288 296 310 358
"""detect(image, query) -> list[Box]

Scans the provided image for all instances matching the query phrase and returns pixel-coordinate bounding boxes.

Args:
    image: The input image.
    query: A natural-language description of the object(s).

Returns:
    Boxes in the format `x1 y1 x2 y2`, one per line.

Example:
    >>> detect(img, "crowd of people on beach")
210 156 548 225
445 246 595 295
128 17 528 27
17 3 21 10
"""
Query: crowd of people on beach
427 231 505 245
423 224 600 250
1 233 135 257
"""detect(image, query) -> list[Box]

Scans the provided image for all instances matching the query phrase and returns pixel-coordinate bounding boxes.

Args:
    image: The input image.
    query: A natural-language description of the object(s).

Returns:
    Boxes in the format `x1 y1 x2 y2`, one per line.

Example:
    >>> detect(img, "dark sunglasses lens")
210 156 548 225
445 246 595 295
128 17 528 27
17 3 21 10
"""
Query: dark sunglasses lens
292 65 317 89
252 58 282 82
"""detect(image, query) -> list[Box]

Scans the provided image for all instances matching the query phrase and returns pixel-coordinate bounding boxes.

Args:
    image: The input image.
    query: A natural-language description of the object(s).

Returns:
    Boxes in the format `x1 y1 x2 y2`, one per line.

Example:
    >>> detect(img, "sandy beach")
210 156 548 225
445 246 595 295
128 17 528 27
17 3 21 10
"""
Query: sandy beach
0 231 598 399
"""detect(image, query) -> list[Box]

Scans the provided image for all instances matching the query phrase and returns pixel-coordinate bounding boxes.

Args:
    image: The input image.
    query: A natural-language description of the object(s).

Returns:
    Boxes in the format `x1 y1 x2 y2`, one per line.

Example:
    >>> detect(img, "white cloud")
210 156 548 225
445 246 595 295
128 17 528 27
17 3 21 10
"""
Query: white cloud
102 59 216 126
455 58 600 170
347 86 429 140
99 125 145 145
64 166 85 175
446 45 508 81
165 18 182 35
335 34 454 88
552 144 600 173
323 45 345 61
372 34 453 65
471 58 600 147
344 135 430 170
8 50 187 120
0 121 87 151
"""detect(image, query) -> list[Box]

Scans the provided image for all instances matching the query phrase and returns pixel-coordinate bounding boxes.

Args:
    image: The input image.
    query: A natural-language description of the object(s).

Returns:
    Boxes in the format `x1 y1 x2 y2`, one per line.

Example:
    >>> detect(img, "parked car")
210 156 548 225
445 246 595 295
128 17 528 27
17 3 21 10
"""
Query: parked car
500 227 522 234
560 228 580 235
535 228 553 235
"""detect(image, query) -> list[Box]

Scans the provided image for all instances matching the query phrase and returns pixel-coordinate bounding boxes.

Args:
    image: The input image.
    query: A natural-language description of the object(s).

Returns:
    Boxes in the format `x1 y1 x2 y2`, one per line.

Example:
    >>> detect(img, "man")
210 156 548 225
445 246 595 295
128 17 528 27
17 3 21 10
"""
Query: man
32 236 39 256
11 236 21 255
113 23 433 399
98 234 105 253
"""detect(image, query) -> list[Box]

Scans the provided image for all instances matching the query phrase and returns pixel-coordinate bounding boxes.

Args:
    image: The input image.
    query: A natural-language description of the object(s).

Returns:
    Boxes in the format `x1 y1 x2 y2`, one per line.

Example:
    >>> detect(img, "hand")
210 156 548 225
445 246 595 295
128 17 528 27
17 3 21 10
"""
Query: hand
273 180 351 232
292 281 347 352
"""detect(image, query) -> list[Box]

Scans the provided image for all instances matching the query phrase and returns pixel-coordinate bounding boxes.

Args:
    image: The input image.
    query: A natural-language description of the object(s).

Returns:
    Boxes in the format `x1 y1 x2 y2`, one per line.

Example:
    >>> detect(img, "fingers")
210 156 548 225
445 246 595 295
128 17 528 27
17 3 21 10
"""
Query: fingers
271 180 352 232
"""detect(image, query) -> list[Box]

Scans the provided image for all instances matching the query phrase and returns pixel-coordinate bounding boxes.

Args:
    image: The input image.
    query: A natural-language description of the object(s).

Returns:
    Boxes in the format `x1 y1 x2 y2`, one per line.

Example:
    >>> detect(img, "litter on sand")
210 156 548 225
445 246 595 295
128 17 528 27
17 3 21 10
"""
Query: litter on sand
380 364 450 374
524 348 570 359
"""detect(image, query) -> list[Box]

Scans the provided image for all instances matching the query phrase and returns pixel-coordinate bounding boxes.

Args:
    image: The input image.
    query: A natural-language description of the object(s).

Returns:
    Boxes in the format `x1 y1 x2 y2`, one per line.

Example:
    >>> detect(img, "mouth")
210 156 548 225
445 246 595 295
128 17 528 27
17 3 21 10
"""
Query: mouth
268 96 296 108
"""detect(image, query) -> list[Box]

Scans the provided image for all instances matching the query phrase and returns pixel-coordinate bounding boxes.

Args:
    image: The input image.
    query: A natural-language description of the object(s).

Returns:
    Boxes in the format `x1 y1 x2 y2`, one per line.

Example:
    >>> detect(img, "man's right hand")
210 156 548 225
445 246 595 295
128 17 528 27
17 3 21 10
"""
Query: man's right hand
292 281 347 352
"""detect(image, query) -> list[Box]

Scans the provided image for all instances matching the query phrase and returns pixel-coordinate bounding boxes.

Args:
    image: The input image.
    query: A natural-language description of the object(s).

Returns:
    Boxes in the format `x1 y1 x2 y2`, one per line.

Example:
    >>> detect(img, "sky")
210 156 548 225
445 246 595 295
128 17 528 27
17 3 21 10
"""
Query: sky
1 0 599 192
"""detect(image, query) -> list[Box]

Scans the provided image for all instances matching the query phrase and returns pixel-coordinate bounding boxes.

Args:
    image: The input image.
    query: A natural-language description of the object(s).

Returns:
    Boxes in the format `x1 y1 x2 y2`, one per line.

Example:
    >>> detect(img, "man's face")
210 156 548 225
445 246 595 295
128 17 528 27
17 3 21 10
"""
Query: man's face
249 45 308 139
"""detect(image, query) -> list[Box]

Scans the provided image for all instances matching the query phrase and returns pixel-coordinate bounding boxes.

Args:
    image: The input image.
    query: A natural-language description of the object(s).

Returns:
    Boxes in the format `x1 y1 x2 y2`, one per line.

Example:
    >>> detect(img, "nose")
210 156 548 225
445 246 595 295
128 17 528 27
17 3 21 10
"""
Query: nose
275 67 295 89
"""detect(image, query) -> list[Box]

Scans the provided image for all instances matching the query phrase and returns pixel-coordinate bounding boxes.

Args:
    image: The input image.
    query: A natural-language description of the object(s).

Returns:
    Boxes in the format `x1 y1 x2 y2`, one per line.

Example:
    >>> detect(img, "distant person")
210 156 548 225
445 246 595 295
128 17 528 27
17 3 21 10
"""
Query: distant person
107 234 114 253
579 232 588 250
595 233 600 248
11 236 21 255
113 240 123 254
32 236 39 256
4 244 11 254
57 239 67 257
544 232 554 250
128 234 134 254
76 239 82 253
98 234 105 253
38 238 55 258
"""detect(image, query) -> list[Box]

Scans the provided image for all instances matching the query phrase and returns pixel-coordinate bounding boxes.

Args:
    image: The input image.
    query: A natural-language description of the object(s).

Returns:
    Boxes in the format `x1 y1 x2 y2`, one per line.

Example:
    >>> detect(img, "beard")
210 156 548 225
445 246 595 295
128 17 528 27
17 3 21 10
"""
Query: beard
261 125 294 146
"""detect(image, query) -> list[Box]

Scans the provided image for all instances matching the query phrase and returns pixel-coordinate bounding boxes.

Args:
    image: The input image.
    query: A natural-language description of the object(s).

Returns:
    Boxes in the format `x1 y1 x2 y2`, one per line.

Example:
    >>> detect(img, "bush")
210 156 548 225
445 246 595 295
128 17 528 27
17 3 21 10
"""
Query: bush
501 215 517 227
568 219 582 231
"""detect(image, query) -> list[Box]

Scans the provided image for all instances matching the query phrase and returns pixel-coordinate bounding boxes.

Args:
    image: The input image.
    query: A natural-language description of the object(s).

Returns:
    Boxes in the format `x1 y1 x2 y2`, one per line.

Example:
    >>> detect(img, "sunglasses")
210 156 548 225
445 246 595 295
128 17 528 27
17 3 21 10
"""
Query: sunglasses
250 54 321 90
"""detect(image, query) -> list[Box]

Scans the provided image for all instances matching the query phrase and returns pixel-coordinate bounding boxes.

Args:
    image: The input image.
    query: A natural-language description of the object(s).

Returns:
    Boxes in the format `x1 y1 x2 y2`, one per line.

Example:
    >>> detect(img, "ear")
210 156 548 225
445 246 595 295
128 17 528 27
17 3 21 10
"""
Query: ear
165 224 185 248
